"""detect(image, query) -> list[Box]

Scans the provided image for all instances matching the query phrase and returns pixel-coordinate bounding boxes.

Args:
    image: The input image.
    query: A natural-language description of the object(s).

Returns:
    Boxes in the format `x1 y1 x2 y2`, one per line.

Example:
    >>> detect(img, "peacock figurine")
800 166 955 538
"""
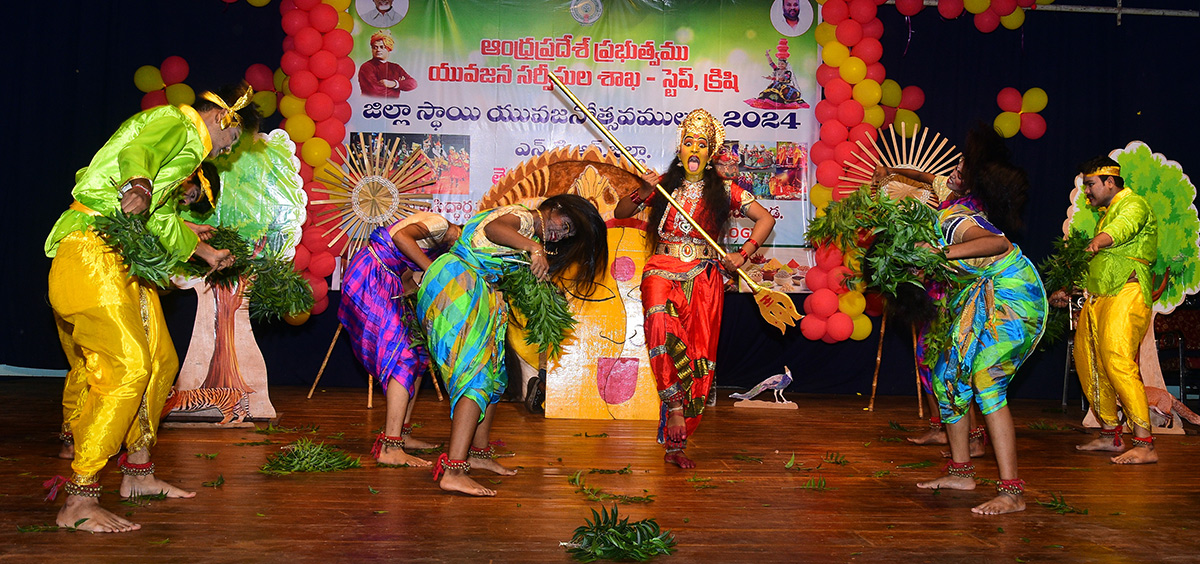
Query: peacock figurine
729 366 793 403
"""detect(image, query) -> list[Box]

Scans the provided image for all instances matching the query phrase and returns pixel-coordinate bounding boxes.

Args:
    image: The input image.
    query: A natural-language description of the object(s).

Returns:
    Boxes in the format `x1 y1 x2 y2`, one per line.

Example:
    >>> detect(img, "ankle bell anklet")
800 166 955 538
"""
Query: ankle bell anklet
1100 425 1123 446
431 453 470 480
372 433 405 458
969 425 988 445
1130 435 1155 448
945 460 976 478
117 453 154 476
468 445 496 459
996 479 1025 496
400 424 414 437
64 480 103 498
59 431 74 445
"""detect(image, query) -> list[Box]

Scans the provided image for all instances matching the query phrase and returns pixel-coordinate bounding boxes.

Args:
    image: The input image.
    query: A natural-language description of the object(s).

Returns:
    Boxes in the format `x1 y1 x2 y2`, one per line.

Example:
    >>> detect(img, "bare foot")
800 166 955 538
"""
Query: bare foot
120 474 196 499
664 451 695 469
972 493 1025 515
916 474 976 491
1076 436 1124 452
940 436 986 458
470 457 517 475
58 442 75 460
1111 445 1158 464
907 427 947 445
377 446 432 467
665 411 686 442
58 495 141 533
439 471 496 496
403 436 439 450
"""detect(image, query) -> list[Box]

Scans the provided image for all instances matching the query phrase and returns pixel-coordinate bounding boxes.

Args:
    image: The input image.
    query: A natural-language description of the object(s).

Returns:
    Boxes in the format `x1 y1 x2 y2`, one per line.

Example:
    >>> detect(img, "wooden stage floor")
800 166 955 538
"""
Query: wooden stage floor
2 377 1198 563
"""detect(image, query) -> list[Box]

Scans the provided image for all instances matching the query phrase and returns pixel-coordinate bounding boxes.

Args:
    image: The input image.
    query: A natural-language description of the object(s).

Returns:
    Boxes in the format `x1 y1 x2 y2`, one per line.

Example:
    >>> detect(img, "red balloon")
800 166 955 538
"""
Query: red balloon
996 87 1023 113
810 141 835 165
301 227 326 253
322 29 354 58
304 272 328 302
849 0 878 22
834 141 858 167
852 37 883 64
1020 112 1047 139
826 265 853 293
280 0 296 14
800 314 827 341
938 0 965 18
283 36 295 53
899 86 925 110
1016 0 1035 7
821 332 839 344
992 0 1018 16
315 118 346 145
826 312 854 341
861 18 885 39
309 251 336 278
815 100 839 124
294 0 321 9
333 101 353 123
294 27 323 57
816 160 844 187
809 288 841 318
835 19 864 46
864 292 885 316
881 105 897 128
308 50 339 79
975 9 1001 32
816 64 840 87
837 100 865 127
320 227 349 257
815 244 844 270
318 74 353 102
140 90 168 110
848 123 877 151
336 57 356 79
280 50 308 75
896 0 924 16
822 0 850 24
289 70 319 98
825 78 853 104
820 120 849 145
308 3 339 33
160 56 189 85
281 10 310 36
299 162 314 183
865 62 886 83
311 296 330 316
805 267 829 293
305 92 334 121
292 244 311 272
245 63 275 92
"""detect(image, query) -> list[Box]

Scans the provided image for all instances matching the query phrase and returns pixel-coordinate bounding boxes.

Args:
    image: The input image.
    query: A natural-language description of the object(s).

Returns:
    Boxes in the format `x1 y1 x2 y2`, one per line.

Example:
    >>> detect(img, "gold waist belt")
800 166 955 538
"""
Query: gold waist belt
655 241 720 262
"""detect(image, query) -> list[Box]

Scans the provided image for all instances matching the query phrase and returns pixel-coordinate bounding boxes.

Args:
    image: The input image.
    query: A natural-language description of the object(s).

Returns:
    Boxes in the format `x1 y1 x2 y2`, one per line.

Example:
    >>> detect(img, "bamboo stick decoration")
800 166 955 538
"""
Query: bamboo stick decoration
867 311 888 412
912 324 923 419
309 324 343 399
545 72 801 333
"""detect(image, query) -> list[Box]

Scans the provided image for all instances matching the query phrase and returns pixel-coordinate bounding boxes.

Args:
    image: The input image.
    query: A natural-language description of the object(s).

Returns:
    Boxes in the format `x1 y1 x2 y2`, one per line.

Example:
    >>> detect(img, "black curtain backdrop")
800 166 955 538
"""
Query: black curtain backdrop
3 1 1197 402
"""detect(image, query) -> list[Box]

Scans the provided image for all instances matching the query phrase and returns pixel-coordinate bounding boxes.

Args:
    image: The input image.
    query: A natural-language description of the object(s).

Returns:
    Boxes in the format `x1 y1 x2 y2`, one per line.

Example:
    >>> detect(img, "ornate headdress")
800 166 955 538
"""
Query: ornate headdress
1086 164 1121 178
200 84 255 130
676 109 725 152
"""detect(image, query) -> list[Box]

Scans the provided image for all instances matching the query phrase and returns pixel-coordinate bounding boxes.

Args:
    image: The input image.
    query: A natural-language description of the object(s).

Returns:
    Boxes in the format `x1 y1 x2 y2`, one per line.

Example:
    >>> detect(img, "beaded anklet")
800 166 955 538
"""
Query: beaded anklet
1130 435 1155 448
431 453 470 480
996 479 1025 496
468 445 496 459
1100 425 1123 446
372 433 405 458
117 453 154 476
945 460 976 478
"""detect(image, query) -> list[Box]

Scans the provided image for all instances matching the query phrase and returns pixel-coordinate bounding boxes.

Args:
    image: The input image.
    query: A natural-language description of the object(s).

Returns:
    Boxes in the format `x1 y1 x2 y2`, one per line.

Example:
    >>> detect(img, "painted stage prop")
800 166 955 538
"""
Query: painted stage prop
1060 141 1200 435
730 367 797 410
165 130 307 425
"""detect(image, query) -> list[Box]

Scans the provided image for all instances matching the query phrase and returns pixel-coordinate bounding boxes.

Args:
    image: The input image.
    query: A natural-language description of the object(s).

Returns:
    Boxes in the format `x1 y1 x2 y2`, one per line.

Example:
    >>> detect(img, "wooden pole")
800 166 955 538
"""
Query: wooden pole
867 312 887 411
308 324 343 399
912 324 923 419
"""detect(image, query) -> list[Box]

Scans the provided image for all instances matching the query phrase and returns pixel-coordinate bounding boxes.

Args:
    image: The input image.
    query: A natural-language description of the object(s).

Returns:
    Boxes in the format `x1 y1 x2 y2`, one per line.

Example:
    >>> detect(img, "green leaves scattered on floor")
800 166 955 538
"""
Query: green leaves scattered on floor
260 438 362 475
562 504 676 563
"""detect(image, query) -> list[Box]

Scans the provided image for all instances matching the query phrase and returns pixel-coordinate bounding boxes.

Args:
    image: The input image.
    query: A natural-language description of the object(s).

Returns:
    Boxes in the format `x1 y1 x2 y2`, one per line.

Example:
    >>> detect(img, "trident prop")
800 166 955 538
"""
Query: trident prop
546 72 802 334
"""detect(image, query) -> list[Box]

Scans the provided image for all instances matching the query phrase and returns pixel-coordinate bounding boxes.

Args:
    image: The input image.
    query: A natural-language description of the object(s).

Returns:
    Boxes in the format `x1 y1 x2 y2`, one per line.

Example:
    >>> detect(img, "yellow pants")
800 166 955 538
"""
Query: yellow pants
1073 282 1152 431
49 230 178 485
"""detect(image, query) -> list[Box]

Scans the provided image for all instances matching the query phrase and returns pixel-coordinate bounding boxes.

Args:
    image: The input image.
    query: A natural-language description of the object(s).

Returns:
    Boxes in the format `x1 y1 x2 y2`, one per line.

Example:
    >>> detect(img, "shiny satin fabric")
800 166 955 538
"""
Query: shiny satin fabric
49 230 177 485
1074 281 1153 431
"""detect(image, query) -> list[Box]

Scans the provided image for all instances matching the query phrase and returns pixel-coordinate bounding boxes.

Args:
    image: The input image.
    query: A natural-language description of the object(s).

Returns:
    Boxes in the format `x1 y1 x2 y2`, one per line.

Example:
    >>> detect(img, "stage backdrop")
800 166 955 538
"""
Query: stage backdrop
343 0 821 289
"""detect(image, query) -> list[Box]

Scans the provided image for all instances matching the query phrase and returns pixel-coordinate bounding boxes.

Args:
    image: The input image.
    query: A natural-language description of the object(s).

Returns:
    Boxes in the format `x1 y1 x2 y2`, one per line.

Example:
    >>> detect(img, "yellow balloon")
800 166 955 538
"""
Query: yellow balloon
850 314 873 341
822 41 850 68
814 22 838 47
314 161 345 184
279 95 307 119
993 111 1020 138
811 183 833 212
843 251 862 273
1001 7 1026 28
1035 0 1054 4
964 0 991 14
273 67 287 93
326 0 353 11
285 114 316 143
880 79 902 107
1021 87 1048 113
247 0 271 6
252 90 277 118
337 11 354 31
284 310 310 326
839 291 866 317
839 57 867 84
894 109 921 137
165 83 195 106
852 79 882 106
133 65 165 93
863 104 885 128
302 138 333 167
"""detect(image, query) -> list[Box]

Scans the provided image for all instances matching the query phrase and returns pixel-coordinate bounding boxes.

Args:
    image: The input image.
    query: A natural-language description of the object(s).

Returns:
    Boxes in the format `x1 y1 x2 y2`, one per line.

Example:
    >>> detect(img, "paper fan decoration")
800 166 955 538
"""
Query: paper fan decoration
310 132 436 259
840 123 960 207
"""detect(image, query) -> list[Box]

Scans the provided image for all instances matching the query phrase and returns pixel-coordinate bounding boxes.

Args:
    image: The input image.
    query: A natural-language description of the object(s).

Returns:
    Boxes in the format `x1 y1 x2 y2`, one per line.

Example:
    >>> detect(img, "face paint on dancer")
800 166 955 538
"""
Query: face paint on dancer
679 135 711 182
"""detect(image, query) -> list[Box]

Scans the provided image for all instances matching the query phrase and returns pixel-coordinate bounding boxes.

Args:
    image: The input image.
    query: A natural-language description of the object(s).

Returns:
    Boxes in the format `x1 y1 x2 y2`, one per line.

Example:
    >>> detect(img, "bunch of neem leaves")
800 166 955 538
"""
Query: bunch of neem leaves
245 256 315 322
499 264 577 357
178 226 253 288
1037 229 1091 346
93 210 177 289
563 505 676 563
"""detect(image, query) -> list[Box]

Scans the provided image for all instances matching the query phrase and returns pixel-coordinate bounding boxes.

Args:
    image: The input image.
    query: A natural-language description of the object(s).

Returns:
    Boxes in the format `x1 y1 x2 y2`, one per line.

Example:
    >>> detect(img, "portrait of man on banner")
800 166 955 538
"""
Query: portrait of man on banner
357 0 409 28
771 0 814 37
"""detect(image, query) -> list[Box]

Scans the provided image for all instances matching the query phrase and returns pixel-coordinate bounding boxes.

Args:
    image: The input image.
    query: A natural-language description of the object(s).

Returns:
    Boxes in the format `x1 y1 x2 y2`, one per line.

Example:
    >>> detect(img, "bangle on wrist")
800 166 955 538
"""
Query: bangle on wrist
738 249 749 261
628 190 646 205
746 238 760 251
